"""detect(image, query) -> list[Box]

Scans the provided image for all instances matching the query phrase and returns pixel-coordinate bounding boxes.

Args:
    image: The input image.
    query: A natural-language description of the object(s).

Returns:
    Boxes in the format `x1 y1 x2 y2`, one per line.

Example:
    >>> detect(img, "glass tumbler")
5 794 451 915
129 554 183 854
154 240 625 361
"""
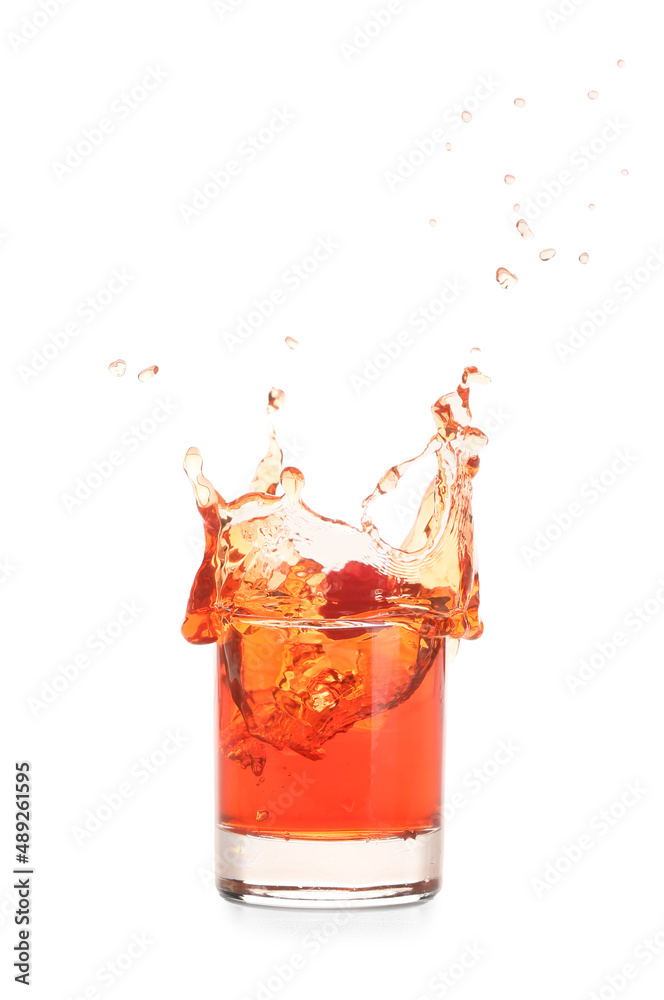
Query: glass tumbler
214 614 446 907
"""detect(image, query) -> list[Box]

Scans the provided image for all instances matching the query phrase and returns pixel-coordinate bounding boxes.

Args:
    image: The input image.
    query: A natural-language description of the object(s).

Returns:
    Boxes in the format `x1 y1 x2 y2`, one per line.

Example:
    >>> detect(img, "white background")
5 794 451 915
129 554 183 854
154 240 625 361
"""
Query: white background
2 0 663 997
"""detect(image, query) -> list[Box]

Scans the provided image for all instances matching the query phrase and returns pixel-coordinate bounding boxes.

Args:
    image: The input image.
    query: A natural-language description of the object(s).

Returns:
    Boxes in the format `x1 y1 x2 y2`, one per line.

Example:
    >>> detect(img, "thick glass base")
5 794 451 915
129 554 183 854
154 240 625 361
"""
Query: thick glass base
215 827 442 907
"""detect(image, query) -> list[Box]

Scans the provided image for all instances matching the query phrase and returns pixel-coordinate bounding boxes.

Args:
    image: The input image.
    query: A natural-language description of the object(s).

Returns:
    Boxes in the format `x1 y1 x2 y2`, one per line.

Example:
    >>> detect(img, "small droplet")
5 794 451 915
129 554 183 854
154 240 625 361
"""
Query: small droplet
285 336 299 350
621 168 629 176
504 174 515 185
579 252 590 264
267 387 285 413
108 359 126 377
461 110 472 123
539 248 556 261
138 365 158 382
280 466 305 503
588 90 599 100
513 203 521 212
470 346 481 355
514 97 526 108
429 218 437 227
256 810 269 822
617 59 625 68
588 203 596 210
445 142 452 151
496 267 518 289
516 218 534 240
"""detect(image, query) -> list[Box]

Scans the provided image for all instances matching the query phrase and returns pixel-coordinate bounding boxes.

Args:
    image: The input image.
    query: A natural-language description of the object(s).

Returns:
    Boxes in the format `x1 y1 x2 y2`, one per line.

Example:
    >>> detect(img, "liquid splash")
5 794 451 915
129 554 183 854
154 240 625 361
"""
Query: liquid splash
108 359 126 377
617 59 625 68
461 111 472 123
138 365 159 382
496 267 518 289
621 169 629 176
285 336 299 350
514 98 526 108
539 248 556 261
182 371 487 760
588 90 599 100
589 203 596 211
579 252 590 264
504 174 515 185
513 203 521 212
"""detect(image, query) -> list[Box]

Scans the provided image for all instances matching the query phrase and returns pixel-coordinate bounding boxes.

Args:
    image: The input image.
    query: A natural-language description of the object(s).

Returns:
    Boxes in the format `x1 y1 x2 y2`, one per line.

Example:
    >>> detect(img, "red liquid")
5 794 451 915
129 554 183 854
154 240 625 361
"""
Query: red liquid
217 622 445 839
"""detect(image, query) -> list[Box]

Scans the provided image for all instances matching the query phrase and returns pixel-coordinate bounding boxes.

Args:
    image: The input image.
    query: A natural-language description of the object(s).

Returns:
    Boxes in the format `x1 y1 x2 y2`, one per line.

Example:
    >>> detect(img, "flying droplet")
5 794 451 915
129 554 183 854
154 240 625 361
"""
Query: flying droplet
256 810 269 822
516 218 534 240
588 90 599 100
108 359 126 377
513 203 521 212
138 365 158 382
267 387 286 413
285 336 299 350
539 248 556 261
496 267 518 289
445 142 452 151
470 347 481 355
461 110 472 123
617 59 625 68
579 252 590 264
588 203 596 210
429 218 437 227
504 174 515 185
621 168 629 176
514 97 526 108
